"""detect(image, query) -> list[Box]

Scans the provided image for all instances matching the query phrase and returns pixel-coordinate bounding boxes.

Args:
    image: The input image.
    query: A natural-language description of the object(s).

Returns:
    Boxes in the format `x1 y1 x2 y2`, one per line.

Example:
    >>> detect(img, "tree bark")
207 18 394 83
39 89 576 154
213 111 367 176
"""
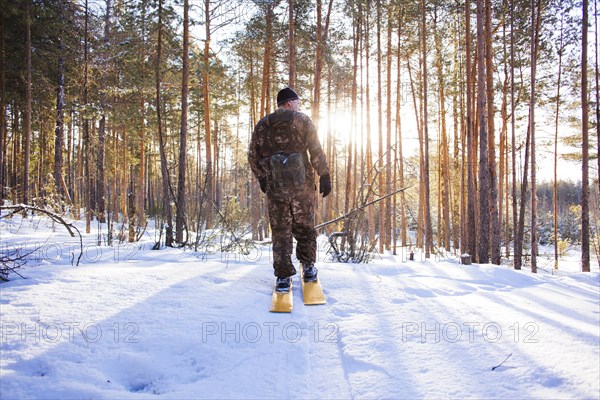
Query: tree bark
156 0 174 247
500 11 509 258
249 49 261 240
466 0 477 259
582 0 590 272
510 0 518 268
434 5 451 251
422 0 433 258
313 0 323 126
84 0 91 233
203 0 214 228
396 11 406 247
138 0 148 228
594 0 600 195
288 0 296 87
0 12 8 206
385 2 393 251
476 0 490 264
530 0 542 273
515 119 531 271
553 8 565 269
23 1 32 207
345 0 360 217
364 0 375 243
376 0 384 253
406 53 424 249
260 4 274 117
54 48 65 199
313 0 334 142
176 0 189 243
97 0 111 223
0 11 5 204
486 0 500 264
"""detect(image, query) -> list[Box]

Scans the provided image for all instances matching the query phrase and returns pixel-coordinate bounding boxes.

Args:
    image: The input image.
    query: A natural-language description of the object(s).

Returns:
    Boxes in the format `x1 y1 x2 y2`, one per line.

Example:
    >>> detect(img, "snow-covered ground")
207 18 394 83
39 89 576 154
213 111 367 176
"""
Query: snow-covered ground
1 214 599 399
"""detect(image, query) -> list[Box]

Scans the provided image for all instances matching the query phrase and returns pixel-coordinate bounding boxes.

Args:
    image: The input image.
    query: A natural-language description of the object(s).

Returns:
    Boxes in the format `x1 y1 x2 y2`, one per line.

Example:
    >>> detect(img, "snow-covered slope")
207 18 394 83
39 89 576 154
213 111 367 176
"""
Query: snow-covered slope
1 217 599 399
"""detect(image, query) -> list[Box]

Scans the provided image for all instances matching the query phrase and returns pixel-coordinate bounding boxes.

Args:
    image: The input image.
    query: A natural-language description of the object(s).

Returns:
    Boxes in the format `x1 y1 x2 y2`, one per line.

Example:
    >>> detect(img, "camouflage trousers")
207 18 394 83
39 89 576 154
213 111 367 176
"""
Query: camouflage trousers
267 188 317 278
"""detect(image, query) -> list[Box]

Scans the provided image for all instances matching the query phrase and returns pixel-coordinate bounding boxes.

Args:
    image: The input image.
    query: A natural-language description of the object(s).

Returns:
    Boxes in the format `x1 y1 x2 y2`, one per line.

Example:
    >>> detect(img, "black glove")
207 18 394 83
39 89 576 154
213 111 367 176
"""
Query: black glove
319 173 331 197
259 177 268 193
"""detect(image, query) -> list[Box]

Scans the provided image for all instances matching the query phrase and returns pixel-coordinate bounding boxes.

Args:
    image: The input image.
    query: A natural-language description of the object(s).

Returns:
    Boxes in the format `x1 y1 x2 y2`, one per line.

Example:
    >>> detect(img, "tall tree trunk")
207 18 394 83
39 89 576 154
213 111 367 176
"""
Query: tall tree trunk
510 0 518 268
553 7 565 269
139 94 146 226
486 0 500 264
396 12 406 247
514 0 543 270
255 3 275 240
422 0 433 258
365 0 375 242
0 14 4 205
407 54 424 249
353 10 361 221
476 0 490 264
595 0 600 191
313 0 323 126
54 42 65 199
97 0 111 223
595 0 600 190
466 0 477 259
313 0 334 142
385 3 393 251
53 4 67 201
376 0 384 253
156 0 174 246
288 0 296 87
515 120 531 270
324 71 334 227
249 50 261 240
345 1 360 216
582 0 590 272
68 110 74 204
454 10 464 253
23 1 32 207
530 0 542 273
434 5 451 251
138 0 148 228
84 0 91 233
176 0 189 243
500 11 509 258
213 119 220 211
203 0 213 228
128 166 136 242
11 107 19 204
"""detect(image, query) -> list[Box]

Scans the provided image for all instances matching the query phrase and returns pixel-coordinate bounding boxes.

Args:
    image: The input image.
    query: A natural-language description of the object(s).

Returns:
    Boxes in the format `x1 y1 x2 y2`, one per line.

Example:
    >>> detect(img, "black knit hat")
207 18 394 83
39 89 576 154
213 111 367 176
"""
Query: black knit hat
276 87 300 106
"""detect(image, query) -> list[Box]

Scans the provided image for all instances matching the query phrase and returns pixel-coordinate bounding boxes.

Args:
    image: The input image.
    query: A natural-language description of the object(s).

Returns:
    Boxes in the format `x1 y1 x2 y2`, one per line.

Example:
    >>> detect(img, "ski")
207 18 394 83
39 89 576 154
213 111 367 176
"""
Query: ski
300 269 326 306
270 282 293 313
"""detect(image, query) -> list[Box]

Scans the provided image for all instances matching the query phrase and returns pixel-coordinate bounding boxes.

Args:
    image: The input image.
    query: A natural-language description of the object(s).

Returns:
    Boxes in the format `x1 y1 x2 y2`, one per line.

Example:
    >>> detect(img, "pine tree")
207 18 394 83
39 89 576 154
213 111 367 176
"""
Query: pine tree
23 0 32 207
176 0 190 244
156 0 174 247
476 0 490 264
582 0 590 272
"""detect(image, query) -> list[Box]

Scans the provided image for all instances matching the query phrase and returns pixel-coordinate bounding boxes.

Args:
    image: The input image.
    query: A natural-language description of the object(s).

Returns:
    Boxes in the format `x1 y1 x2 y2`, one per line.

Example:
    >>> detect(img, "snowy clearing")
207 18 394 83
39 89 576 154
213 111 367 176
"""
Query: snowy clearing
1 215 599 399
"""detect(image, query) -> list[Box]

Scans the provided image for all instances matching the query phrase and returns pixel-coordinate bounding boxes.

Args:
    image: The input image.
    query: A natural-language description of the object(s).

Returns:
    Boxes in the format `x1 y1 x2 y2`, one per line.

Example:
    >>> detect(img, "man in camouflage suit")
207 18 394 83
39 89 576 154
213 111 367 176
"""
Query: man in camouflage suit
248 87 331 292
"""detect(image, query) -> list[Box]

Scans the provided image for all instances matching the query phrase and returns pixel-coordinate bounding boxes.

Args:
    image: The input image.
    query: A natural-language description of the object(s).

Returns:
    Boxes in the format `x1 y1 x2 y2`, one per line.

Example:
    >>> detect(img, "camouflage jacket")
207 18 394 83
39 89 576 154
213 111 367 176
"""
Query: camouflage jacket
248 108 329 190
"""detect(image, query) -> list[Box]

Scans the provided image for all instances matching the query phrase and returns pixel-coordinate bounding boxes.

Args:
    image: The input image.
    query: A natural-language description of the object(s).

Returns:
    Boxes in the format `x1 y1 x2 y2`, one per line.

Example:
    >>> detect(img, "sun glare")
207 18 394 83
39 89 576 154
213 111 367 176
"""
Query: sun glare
317 111 355 145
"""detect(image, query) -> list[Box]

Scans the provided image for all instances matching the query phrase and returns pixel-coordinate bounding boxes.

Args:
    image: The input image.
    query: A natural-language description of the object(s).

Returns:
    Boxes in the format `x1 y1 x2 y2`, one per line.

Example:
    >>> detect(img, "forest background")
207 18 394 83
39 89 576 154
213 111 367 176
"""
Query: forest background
0 0 597 274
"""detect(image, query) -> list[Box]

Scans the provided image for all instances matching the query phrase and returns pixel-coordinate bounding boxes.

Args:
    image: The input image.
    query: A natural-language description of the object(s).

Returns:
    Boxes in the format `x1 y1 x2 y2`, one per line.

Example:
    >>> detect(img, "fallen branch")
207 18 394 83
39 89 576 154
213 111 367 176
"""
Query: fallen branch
315 186 410 230
1 204 83 267
492 353 513 371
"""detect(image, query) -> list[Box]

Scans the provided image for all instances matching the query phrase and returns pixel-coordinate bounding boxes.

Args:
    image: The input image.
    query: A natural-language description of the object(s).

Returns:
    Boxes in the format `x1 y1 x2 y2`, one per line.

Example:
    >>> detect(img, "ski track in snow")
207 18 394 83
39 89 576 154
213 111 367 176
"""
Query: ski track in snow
0 217 599 399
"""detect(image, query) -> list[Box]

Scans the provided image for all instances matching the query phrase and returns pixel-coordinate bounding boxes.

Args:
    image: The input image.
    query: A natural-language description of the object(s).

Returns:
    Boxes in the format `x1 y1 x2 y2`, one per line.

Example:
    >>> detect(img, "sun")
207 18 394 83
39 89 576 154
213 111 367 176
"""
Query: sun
317 110 355 145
